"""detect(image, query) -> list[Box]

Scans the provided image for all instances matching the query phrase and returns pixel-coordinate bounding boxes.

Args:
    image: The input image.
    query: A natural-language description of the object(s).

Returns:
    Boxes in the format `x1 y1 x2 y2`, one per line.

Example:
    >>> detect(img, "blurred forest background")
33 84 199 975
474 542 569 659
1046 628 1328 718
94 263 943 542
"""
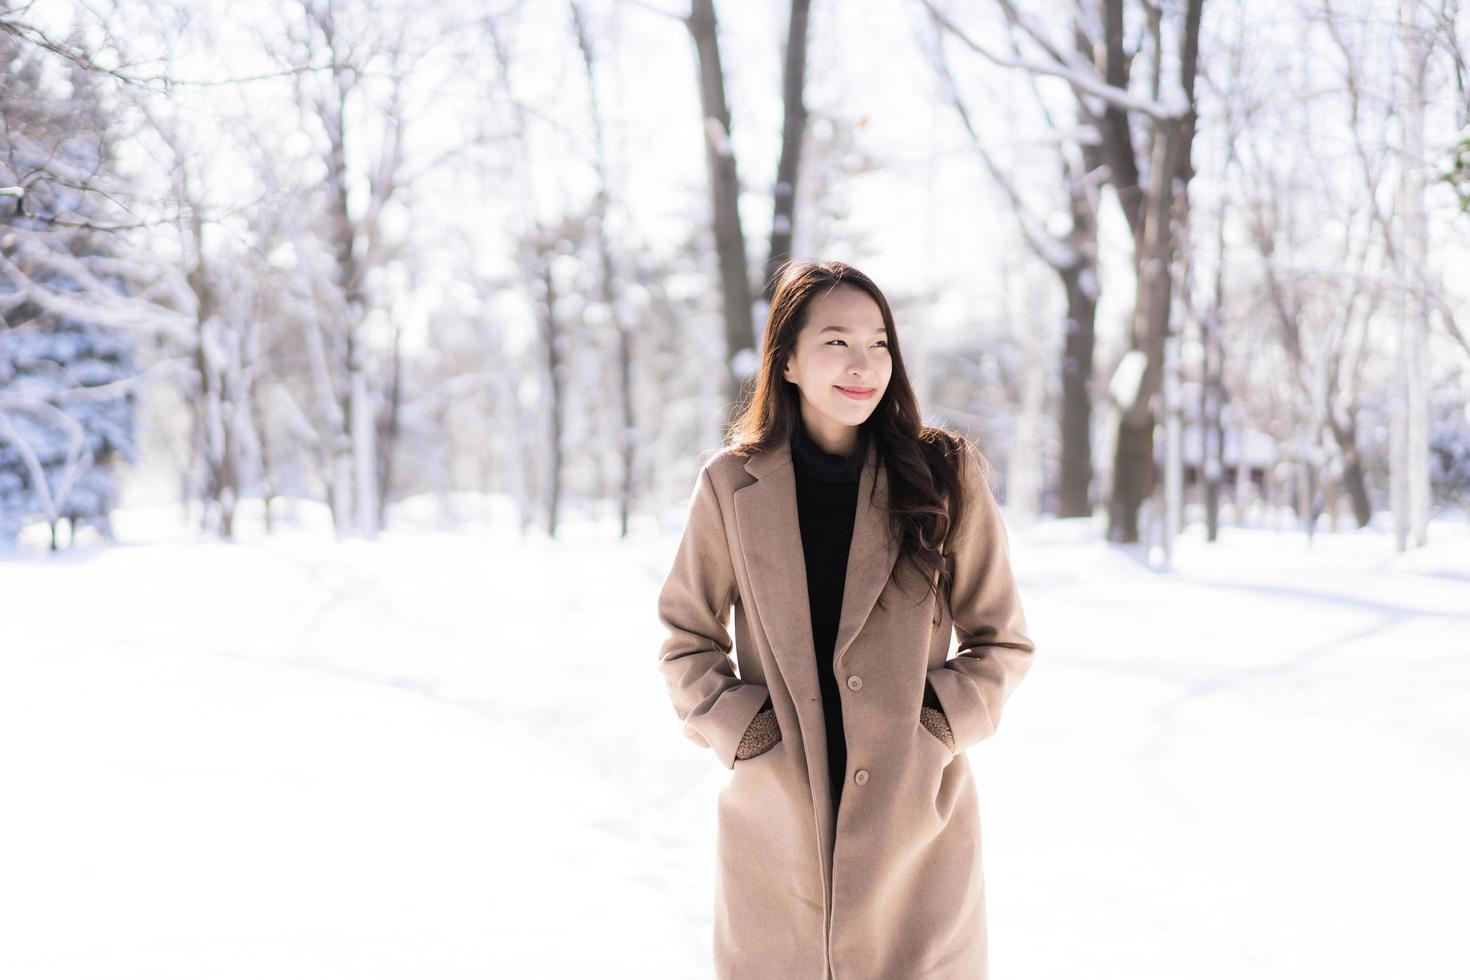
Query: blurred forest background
5 4 1470 975
2 0 1469 560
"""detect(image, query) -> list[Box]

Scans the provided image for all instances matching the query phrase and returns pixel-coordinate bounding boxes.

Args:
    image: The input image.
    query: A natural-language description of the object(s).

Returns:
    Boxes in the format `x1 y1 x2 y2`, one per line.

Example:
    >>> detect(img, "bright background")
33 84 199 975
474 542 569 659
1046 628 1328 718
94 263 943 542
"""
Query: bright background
4 499 1467 978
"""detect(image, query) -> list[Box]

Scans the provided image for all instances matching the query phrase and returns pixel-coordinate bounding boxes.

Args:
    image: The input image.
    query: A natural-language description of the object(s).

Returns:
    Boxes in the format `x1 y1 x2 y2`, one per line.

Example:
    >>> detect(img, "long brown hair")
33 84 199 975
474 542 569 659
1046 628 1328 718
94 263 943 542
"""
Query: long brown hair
725 259 978 615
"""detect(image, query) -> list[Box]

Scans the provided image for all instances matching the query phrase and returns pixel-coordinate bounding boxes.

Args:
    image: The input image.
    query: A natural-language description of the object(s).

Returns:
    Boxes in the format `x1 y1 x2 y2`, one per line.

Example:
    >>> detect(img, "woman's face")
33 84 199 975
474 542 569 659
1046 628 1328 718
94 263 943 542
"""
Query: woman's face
781 284 892 450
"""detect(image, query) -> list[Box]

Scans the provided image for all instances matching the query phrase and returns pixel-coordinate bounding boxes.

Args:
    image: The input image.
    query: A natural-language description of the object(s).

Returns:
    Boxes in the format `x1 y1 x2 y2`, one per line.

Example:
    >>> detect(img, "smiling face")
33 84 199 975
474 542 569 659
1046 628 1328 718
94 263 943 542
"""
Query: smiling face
780 284 892 456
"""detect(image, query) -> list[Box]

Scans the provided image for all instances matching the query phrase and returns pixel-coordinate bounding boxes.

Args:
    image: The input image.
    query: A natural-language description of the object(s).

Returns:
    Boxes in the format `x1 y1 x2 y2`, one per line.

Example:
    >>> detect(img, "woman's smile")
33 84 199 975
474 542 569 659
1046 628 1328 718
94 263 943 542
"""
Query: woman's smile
835 385 876 399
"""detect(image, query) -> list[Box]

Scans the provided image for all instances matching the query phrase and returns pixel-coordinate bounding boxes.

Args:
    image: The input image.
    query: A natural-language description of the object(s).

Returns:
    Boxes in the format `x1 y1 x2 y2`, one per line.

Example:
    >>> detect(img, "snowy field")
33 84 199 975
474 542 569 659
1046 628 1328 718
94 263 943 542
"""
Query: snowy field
2 498 1467 979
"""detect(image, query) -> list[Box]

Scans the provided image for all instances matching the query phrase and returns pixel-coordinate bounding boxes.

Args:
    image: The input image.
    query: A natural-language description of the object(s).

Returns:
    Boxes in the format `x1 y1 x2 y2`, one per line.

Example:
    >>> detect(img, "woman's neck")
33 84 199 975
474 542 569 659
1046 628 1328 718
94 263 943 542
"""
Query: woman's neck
793 418 865 483
796 411 861 459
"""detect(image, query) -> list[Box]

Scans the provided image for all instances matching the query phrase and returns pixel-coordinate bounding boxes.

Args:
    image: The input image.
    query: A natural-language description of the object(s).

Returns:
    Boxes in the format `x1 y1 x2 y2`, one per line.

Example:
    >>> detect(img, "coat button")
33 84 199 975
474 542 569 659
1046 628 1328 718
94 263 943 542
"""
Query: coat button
846 675 862 691
853 769 869 785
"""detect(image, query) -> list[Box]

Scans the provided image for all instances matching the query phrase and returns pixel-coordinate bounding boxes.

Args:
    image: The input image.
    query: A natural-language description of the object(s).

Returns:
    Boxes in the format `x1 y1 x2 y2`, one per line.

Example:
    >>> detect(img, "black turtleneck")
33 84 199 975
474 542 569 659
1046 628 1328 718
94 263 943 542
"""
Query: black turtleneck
790 418 866 811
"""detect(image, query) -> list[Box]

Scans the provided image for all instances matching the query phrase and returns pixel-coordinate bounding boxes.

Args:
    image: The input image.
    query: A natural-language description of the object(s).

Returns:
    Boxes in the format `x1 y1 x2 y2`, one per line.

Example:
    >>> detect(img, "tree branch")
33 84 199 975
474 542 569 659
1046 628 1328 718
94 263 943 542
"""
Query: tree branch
919 0 1185 120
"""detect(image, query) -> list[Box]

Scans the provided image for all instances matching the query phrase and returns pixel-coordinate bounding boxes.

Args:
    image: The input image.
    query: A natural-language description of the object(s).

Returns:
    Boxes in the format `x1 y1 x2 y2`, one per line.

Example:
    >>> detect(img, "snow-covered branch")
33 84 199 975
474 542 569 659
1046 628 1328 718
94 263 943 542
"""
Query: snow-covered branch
919 0 1187 120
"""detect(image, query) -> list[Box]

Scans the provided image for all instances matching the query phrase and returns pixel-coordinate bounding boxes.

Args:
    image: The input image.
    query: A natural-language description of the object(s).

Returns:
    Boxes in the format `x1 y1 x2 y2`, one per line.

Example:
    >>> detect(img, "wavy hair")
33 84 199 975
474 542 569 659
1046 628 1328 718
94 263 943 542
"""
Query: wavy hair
725 259 979 617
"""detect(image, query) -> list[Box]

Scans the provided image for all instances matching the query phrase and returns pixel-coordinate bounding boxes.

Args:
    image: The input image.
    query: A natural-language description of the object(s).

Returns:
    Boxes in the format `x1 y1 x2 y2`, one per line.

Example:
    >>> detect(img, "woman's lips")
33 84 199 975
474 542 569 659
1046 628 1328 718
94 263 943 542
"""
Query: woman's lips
836 385 875 399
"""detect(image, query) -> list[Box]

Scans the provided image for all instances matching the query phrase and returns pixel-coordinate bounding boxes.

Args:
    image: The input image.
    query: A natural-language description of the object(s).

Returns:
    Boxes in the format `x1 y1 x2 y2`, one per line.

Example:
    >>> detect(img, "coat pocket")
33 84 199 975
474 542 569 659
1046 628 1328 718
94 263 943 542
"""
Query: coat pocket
913 720 962 827
915 717 955 764
733 731 784 771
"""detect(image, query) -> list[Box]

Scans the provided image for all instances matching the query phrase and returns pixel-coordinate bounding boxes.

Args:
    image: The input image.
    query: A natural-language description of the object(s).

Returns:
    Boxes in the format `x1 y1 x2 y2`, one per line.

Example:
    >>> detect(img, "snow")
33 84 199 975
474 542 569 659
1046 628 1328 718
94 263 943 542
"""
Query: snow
2 499 1467 978
1109 347 1149 407
1158 72 1193 120
1036 233 1080 271
1078 265 1099 301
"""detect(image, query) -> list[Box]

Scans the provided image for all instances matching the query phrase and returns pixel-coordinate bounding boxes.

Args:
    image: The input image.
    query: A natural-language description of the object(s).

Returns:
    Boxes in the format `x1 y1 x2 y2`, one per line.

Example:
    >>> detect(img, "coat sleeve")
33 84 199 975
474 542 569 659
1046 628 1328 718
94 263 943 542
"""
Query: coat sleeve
656 461 771 770
926 444 1036 755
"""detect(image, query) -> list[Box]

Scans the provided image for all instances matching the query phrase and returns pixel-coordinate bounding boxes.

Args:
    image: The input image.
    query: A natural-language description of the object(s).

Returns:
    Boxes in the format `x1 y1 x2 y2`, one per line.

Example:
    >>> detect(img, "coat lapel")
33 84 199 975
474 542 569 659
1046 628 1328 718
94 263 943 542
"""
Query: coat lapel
732 433 900 731
831 438 900 671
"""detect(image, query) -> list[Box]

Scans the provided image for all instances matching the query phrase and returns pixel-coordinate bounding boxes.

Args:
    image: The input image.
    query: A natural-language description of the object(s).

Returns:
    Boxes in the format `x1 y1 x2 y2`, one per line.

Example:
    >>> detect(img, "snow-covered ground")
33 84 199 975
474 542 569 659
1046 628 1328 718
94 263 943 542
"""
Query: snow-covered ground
2 499 1467 979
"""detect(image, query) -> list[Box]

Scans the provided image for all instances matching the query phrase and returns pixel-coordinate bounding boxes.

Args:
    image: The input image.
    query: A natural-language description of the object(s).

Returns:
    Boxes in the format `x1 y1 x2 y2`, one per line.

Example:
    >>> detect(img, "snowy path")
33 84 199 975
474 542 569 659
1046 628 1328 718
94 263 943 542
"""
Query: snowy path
2 506 1466 978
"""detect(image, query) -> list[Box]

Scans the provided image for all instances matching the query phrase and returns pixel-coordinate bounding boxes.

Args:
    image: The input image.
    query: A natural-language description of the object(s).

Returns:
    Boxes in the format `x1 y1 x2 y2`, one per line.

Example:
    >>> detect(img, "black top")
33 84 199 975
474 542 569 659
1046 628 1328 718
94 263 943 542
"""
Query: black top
790 418 867 810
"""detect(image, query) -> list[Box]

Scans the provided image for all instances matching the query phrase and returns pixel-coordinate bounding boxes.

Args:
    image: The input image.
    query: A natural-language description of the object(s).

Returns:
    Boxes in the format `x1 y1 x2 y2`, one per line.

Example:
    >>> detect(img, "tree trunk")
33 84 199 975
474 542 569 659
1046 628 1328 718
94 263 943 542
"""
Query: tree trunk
374 320 404 532
1201 304 1226 541
1103 0 1203 545
350 357 378 540
539 249 566 538
1162 323 1182 566
687 0 755 412
1109 415 1155 543
1108 116 1182 543
763 0 812 299
1395 0 1430 549
1058 265 1096 518
1327 410 1373 527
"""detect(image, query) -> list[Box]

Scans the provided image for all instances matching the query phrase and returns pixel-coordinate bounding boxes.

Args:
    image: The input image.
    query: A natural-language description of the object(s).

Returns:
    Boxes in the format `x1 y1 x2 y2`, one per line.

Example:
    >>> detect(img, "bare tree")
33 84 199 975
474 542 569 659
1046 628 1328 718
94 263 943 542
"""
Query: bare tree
272 0 421 539
923 6 1105 519
480 7 590 538
921 0 1203 543
634 0 814 419
1320 0 1457 545
571 0 640 538
684 0 755 414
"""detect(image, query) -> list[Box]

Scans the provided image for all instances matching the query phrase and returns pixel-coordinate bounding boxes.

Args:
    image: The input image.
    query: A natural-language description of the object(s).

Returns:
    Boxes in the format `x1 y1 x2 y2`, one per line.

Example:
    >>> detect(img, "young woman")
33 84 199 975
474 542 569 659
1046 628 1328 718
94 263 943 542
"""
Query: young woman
656 260 1036 979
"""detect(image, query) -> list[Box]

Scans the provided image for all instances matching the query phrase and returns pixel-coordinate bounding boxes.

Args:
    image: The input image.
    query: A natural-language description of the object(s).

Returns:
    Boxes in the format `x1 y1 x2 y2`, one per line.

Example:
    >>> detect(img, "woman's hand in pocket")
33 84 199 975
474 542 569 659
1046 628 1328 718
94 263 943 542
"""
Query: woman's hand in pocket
734 707 782 760
919 705 955 752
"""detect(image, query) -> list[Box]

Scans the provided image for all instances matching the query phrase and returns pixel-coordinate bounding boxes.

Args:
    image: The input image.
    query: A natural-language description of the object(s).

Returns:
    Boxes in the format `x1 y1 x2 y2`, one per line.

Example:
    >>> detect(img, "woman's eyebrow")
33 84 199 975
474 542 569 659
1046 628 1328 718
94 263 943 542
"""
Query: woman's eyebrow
818 324 886 335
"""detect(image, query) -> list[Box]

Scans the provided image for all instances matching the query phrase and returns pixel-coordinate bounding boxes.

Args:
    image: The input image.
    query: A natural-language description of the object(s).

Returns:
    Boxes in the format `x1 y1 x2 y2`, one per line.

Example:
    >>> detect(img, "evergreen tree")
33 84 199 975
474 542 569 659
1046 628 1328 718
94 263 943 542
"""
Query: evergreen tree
0 33 140 548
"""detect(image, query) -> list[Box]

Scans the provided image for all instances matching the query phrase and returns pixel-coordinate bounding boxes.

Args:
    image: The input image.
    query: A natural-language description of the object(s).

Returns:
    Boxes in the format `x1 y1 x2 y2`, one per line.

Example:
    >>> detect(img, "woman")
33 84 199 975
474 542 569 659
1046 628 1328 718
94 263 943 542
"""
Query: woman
656 260 1035 979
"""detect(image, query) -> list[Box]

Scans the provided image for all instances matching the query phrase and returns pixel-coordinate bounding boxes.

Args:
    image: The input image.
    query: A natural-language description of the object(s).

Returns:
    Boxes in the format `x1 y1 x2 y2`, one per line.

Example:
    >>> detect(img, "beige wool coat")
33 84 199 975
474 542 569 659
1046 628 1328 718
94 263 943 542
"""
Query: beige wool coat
656 433 1035 980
